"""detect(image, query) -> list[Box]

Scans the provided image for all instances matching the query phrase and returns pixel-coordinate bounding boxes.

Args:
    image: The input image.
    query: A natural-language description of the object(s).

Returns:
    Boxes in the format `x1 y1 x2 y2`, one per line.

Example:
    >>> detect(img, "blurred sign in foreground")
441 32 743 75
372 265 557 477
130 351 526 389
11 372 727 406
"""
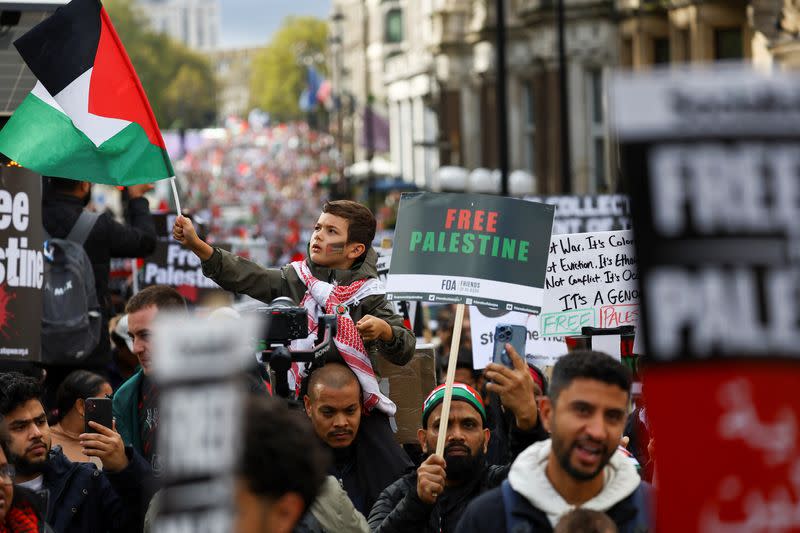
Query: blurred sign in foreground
616 65 800 532
152 312 258 532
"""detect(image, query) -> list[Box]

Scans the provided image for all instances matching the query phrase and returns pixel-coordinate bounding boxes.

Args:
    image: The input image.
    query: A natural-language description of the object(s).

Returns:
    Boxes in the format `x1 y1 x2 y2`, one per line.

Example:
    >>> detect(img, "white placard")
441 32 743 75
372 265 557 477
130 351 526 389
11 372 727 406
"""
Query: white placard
469 230 640 369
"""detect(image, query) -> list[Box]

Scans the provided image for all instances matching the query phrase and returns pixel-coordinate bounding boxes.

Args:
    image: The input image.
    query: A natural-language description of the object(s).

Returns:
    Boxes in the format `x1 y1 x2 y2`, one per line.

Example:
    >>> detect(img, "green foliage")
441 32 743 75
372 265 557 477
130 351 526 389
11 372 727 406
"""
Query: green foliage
105 0 217 128
249 16 328 122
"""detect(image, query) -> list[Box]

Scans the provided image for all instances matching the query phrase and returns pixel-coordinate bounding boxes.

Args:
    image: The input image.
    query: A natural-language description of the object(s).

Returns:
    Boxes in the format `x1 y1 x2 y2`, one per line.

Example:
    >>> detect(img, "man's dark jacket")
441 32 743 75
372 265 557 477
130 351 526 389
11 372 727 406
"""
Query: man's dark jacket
326 412 413 517
367 463 509 533
42 193 157 367
455 482 653 533
39 445 151 533
367 414 546 533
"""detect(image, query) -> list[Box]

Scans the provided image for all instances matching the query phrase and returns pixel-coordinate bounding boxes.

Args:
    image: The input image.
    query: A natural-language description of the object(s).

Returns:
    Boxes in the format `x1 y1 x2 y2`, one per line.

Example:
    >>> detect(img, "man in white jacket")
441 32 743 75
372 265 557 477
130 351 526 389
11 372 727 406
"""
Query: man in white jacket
456 350 652 533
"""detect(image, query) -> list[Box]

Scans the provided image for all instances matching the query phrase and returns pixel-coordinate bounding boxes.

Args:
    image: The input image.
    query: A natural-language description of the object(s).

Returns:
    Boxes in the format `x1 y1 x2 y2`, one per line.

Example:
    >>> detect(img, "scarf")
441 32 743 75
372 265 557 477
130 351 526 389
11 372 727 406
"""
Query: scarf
291 260 396 415
1 499 40 533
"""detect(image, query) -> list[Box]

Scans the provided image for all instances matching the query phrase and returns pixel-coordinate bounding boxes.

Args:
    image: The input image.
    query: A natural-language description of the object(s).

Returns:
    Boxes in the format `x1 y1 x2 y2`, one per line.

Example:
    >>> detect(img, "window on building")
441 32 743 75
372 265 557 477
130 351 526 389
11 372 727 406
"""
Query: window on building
587 68 608 192
714 27 743 60
653 37 670 64
385 9 403 43
522 80 536 175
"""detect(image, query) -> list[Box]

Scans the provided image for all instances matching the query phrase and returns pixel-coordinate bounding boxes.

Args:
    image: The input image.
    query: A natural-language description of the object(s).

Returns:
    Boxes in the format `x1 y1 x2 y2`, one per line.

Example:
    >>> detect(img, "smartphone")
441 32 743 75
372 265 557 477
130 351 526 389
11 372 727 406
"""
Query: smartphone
493 324 527 368
84 397 113 434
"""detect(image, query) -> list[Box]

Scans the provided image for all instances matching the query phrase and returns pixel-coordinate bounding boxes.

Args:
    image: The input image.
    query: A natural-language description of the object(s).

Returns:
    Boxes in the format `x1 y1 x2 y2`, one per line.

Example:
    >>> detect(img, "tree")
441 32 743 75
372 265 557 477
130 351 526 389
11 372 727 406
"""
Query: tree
104 0 218 128
249 16 328 122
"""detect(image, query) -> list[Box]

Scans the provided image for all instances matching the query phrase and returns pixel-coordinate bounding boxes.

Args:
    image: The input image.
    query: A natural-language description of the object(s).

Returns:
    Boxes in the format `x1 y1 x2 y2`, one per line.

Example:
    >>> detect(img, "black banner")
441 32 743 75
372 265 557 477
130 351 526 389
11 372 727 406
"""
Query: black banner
616 68 800 362
524 194 632 235
0 167 43 362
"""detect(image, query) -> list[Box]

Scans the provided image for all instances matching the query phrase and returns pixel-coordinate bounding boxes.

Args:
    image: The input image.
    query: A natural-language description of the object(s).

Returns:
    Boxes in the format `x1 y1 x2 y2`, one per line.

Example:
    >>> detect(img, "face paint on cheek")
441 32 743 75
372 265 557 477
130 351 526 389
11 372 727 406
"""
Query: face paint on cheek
326 243 346 254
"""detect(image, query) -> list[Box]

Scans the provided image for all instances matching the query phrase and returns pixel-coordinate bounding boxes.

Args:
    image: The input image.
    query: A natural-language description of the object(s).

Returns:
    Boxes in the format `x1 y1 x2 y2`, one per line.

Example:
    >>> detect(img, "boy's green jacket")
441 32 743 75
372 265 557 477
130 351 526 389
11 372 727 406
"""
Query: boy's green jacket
201 246 416 368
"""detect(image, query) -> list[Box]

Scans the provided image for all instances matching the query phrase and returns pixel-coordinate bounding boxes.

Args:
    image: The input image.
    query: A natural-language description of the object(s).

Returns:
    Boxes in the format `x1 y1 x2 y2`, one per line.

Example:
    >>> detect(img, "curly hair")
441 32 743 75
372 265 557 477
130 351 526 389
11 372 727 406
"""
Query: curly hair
0 373 43 417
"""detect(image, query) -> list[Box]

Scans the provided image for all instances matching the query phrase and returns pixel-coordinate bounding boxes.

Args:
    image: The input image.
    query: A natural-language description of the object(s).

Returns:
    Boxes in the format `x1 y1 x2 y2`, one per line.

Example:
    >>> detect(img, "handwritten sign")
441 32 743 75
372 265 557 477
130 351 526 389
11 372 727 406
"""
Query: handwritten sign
468 230 639 369
615 65 800 532
387 192 554 314
540 230 639 337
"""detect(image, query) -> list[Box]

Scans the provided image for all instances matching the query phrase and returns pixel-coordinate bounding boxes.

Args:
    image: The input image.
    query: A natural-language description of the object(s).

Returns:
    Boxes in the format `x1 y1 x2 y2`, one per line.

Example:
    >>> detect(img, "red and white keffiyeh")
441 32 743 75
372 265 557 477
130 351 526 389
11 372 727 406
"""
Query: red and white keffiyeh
290 260 396 415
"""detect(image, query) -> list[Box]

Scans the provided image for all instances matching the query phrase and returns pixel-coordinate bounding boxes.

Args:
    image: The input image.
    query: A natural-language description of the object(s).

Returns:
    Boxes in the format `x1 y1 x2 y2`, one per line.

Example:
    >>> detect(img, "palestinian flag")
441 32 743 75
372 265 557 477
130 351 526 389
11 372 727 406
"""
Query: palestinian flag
0 0 173 185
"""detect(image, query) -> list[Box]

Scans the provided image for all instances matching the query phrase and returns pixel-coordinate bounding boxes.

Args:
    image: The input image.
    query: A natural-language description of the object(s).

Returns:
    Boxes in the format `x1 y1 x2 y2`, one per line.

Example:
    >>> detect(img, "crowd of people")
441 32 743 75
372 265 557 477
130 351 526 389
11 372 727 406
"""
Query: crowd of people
0 123 655 532
177 123 336 266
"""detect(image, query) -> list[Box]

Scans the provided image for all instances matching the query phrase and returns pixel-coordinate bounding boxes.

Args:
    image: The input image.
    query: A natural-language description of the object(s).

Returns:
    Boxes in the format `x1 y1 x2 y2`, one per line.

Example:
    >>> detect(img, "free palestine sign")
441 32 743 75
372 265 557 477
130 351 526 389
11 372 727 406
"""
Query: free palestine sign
386 192 554 314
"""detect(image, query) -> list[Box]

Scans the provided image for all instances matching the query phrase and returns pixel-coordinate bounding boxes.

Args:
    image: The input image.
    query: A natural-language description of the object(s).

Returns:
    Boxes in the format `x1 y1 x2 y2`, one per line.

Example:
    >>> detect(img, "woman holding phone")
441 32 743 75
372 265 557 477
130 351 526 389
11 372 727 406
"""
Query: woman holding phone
51 371 113 468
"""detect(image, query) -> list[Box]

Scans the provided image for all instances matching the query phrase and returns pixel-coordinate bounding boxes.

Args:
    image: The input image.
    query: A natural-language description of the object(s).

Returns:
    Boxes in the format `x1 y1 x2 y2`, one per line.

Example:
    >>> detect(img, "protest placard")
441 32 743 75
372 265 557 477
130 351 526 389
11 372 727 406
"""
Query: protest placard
469 229 639 369
615 65 800 532
386 192 554 314
0 167 43 362
524 194 632 234
152 312 258 533
376 250 420 333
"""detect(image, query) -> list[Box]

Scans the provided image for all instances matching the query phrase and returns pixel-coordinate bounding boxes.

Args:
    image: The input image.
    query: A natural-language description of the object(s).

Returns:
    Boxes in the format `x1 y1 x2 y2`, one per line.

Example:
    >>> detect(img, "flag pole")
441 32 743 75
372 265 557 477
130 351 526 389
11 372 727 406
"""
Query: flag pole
170 176 182 215
435 303 466 456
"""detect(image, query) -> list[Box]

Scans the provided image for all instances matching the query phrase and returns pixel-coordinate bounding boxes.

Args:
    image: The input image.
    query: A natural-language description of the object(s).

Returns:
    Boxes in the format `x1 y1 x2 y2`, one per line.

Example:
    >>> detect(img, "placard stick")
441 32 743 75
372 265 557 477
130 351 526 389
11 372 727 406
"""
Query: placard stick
170 176 182 215
435 303 466 456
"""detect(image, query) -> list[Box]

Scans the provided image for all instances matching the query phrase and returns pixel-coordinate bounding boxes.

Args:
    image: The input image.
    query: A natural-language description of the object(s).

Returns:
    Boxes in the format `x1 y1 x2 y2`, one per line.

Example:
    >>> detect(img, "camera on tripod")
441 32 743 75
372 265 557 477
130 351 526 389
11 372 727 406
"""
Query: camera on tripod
251 297 337 402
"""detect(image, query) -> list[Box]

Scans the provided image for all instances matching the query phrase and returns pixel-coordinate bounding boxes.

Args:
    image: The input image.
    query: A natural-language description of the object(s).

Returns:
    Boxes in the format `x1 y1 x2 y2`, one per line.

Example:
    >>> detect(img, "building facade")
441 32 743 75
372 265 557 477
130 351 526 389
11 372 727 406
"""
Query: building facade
332 0 800 194
210 47 262 119
137 0 220 52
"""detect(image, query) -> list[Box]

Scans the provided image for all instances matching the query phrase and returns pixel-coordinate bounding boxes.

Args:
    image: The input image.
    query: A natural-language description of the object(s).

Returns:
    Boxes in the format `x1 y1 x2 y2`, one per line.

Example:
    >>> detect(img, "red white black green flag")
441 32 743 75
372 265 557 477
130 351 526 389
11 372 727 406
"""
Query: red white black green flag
0 0 173 185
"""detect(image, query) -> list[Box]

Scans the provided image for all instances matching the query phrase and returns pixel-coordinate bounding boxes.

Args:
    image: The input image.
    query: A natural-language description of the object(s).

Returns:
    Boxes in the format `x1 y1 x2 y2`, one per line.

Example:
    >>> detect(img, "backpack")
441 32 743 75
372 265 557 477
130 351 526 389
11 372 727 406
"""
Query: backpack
41 211 102 365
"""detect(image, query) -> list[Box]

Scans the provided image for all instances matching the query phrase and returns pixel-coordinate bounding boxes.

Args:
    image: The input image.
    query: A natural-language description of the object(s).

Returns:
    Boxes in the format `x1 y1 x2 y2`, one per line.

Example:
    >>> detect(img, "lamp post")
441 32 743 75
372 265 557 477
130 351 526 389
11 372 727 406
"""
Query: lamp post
330 9 347 199
496 0 510 197
556 0 572 194
362 0 376 210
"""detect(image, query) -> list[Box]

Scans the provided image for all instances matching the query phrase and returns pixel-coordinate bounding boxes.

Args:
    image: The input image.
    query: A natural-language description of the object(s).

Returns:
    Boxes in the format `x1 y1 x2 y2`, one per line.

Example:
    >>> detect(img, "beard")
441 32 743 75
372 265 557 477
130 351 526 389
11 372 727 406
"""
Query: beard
10 448 50 477
443 443 485 483
552 435 613 481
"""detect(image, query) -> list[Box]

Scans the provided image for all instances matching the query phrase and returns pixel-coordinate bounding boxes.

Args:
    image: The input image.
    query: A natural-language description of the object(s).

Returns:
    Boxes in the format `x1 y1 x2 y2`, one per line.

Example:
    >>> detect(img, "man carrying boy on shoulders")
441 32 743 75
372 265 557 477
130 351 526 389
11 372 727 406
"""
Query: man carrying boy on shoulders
172 199 415 415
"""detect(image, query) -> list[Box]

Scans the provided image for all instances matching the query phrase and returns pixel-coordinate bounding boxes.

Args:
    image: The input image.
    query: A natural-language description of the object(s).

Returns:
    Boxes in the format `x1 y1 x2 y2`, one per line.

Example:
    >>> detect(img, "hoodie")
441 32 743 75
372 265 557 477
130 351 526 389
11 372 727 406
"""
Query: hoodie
507 439 641 527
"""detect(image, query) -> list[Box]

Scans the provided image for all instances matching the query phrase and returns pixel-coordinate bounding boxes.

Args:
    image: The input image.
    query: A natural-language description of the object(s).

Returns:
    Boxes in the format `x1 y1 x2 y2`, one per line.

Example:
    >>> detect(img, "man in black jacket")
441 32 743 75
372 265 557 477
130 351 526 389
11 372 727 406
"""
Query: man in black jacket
42 177 157 391
367 344 541 533
0 372 151 533
303 363 413 517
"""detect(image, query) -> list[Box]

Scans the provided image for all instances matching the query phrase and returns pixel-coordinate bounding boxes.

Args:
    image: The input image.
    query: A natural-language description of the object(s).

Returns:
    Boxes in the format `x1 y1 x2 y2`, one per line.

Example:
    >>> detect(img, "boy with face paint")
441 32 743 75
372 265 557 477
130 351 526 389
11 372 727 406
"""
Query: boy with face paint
173 200 415 375
174 200 416 464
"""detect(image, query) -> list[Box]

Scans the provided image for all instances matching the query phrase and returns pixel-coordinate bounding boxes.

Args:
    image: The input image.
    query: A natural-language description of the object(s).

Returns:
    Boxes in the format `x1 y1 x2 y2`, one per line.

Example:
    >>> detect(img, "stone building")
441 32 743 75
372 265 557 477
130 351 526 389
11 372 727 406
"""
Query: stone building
332 0 800 194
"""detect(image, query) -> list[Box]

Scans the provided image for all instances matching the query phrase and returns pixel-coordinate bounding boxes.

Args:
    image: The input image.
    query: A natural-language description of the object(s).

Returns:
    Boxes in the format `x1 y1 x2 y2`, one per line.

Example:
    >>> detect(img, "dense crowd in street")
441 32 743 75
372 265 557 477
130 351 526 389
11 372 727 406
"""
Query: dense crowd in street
0 138 654 531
